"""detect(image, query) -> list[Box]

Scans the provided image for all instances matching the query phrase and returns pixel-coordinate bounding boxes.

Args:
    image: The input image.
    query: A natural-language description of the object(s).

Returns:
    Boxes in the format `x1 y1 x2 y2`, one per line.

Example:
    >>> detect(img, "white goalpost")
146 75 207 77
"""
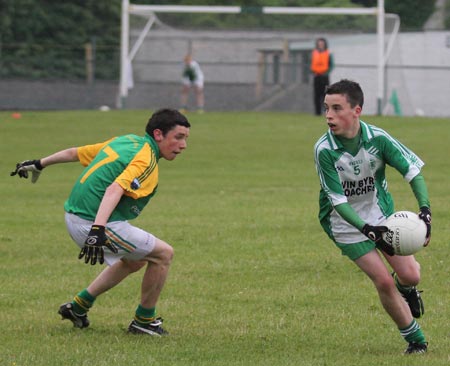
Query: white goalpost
119 0 399 114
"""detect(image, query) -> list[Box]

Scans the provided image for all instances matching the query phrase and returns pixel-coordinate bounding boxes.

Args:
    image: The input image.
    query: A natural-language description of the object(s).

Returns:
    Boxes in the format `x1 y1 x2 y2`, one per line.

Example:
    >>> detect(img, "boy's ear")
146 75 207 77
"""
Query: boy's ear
153 129 163 141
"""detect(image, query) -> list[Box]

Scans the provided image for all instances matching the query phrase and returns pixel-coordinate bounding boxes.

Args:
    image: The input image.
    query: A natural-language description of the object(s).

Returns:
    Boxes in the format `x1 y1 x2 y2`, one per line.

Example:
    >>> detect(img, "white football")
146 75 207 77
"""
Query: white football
381 211 427 256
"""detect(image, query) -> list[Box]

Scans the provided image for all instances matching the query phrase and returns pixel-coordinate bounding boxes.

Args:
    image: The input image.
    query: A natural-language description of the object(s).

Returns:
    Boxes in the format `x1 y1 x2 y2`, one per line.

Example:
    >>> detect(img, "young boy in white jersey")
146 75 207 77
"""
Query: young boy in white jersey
11 108 190 336
314 79 431 354
180 54 205 113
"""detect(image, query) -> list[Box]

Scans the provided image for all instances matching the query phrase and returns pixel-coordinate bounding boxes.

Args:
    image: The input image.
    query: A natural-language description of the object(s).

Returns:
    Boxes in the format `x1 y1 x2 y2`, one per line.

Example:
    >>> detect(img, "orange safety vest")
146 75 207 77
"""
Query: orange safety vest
311 49 330 75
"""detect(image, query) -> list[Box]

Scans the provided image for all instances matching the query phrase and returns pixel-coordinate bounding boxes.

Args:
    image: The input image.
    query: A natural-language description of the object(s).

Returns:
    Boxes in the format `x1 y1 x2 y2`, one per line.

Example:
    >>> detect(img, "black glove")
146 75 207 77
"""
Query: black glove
418 206 431 246
10 159 44 183
79 225 118 265
361 224 395 256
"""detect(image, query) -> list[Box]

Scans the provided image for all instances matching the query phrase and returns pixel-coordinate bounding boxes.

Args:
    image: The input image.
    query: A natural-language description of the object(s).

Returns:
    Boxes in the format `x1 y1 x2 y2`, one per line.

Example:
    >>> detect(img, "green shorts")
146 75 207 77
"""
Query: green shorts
335 240 376 261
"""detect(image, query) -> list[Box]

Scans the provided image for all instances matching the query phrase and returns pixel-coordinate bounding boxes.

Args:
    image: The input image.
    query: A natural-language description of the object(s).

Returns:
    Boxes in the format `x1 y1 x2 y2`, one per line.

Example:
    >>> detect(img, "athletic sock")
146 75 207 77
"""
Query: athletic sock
393 272 413 294
72 289 96 315
399 319 427 344
134 304 156 326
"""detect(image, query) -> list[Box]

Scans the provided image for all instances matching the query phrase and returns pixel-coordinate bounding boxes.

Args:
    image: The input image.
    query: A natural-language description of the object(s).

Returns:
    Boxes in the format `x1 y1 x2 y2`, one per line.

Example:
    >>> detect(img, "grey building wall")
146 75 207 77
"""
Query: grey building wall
0 80 117 110
1 28 449 117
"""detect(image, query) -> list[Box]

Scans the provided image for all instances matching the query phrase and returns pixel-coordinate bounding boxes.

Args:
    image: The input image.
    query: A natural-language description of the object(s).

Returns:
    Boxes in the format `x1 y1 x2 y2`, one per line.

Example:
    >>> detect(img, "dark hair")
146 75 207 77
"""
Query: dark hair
316 37 328 50
325 79 364 108
146 108 190 137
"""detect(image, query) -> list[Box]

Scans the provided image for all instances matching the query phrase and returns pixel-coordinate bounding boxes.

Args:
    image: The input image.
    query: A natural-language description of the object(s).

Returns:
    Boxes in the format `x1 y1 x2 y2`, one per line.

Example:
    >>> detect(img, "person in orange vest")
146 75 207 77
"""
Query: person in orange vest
310 38 334 115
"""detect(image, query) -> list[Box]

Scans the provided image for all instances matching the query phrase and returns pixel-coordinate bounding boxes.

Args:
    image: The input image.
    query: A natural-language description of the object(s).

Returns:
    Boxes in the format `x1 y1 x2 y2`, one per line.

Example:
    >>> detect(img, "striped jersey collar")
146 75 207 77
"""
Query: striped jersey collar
145 133 160 161
326 120 373 150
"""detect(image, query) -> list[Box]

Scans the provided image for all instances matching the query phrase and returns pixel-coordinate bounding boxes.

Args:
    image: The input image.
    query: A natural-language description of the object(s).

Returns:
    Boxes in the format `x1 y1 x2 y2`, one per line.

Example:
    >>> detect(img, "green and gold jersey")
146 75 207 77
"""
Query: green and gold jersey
64 133 159 222
314 121 424 244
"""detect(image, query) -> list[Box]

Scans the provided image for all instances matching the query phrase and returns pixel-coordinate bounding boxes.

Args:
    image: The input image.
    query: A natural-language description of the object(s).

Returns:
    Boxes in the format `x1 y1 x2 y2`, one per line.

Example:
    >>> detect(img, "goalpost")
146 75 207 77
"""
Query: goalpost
119 0 399 114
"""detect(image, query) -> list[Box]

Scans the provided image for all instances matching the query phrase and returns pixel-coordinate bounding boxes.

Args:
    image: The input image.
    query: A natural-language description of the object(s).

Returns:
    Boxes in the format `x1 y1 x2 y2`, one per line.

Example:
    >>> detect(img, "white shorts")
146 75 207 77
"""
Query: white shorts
182 77 204 88
64 212 156 266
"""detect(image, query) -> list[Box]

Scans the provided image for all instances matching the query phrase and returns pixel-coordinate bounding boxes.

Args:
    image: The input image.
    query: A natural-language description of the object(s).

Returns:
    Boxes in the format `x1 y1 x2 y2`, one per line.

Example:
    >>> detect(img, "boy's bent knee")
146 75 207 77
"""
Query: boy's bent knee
145 240 174 265
373 272 396 294
160 244 174 264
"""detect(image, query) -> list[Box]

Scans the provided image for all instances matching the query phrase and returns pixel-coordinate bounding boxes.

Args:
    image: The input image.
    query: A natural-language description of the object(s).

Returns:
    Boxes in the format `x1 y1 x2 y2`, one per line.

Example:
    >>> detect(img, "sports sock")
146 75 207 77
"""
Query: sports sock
72 289 96 315
393 272 413 294
134 304 156 326
399 319 426 344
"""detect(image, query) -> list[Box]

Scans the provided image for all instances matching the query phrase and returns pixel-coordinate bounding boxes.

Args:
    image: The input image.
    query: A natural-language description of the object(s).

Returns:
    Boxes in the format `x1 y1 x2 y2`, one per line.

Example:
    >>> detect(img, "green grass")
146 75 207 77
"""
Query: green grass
0 110 449 366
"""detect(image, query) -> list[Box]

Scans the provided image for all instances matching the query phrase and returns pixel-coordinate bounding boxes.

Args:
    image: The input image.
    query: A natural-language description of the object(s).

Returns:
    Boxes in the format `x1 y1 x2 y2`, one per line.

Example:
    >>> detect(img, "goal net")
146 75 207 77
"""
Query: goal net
119 2 403 115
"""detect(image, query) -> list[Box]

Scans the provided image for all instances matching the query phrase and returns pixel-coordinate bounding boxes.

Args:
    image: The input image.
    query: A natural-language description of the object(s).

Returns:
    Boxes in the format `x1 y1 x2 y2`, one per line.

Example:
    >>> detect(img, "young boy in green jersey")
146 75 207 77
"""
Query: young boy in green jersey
313 79 432 354
11 108 190 336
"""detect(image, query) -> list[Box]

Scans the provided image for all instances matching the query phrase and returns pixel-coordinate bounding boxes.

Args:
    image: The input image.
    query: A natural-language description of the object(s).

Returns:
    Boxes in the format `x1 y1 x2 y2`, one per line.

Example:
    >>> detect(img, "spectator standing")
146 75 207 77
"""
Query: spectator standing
310 38 334 115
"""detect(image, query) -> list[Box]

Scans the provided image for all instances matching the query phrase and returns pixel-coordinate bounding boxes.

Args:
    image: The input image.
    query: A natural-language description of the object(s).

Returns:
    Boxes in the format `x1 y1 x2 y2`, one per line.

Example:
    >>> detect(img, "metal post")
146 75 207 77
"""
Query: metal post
119 0 130 109
377 0 385 115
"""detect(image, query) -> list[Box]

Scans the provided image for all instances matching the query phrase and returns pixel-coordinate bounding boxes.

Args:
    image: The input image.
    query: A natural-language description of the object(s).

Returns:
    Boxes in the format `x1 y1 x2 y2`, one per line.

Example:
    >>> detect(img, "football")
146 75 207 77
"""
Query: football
381 211 427 256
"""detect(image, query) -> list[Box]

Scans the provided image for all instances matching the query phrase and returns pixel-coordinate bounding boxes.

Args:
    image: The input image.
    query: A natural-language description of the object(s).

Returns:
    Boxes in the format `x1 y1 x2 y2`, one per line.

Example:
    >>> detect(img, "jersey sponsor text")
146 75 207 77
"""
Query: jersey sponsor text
342 176 375 197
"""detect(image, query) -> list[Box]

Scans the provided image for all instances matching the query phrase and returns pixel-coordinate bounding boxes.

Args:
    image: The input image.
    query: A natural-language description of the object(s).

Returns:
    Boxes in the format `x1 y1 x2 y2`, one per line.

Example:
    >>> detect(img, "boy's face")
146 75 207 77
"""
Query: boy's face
154 125 190 161
184 55 192 64
323 93 362 138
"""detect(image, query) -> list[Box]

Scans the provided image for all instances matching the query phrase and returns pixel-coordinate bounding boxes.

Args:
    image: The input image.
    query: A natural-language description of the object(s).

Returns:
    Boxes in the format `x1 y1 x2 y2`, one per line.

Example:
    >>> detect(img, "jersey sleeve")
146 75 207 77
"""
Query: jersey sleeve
77 138 116 167
315 148 347 206
334 202 366 231
379 134 424 182
410 174 430 208
114 143 158 199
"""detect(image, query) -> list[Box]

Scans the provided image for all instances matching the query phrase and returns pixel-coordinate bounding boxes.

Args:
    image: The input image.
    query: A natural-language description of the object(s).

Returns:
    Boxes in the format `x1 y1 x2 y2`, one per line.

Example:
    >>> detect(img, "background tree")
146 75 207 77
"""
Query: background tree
351 0 437 30
0 0 122 79
0 0 444 80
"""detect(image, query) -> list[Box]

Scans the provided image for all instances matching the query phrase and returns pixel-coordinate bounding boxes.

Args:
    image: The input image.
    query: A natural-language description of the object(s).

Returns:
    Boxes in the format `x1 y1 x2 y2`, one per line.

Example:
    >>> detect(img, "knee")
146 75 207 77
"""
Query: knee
374 273 397 294
146 241 174 266
161 244 174 265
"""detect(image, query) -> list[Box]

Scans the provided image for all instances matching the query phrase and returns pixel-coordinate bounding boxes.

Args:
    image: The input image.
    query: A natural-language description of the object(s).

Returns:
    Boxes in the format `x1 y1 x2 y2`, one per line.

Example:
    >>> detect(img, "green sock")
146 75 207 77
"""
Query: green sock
134 304 156 325
72 289 96 315
393 272 412 294
399 319 426 344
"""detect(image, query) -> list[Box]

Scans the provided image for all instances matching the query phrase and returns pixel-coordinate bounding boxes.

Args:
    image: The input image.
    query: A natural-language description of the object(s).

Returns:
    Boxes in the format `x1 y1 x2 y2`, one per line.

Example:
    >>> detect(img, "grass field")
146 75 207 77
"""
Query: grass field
0 110 449 366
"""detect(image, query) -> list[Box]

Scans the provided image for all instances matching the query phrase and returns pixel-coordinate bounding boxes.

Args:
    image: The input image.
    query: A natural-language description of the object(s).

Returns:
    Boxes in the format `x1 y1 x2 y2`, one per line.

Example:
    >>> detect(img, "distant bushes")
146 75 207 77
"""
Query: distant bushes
0 0 444 80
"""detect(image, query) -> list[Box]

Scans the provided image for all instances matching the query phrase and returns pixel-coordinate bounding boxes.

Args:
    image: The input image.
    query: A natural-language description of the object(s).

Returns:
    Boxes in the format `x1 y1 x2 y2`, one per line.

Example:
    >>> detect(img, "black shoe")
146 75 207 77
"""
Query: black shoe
404 342 428 354
58 302 90 328
128 318 168 336
402 287 425 318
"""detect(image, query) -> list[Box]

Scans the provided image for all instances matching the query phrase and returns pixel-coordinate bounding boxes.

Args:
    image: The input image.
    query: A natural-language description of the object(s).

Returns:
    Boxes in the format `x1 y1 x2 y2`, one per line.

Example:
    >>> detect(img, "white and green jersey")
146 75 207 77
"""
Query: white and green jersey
314 121 424 244
182 60 204 84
